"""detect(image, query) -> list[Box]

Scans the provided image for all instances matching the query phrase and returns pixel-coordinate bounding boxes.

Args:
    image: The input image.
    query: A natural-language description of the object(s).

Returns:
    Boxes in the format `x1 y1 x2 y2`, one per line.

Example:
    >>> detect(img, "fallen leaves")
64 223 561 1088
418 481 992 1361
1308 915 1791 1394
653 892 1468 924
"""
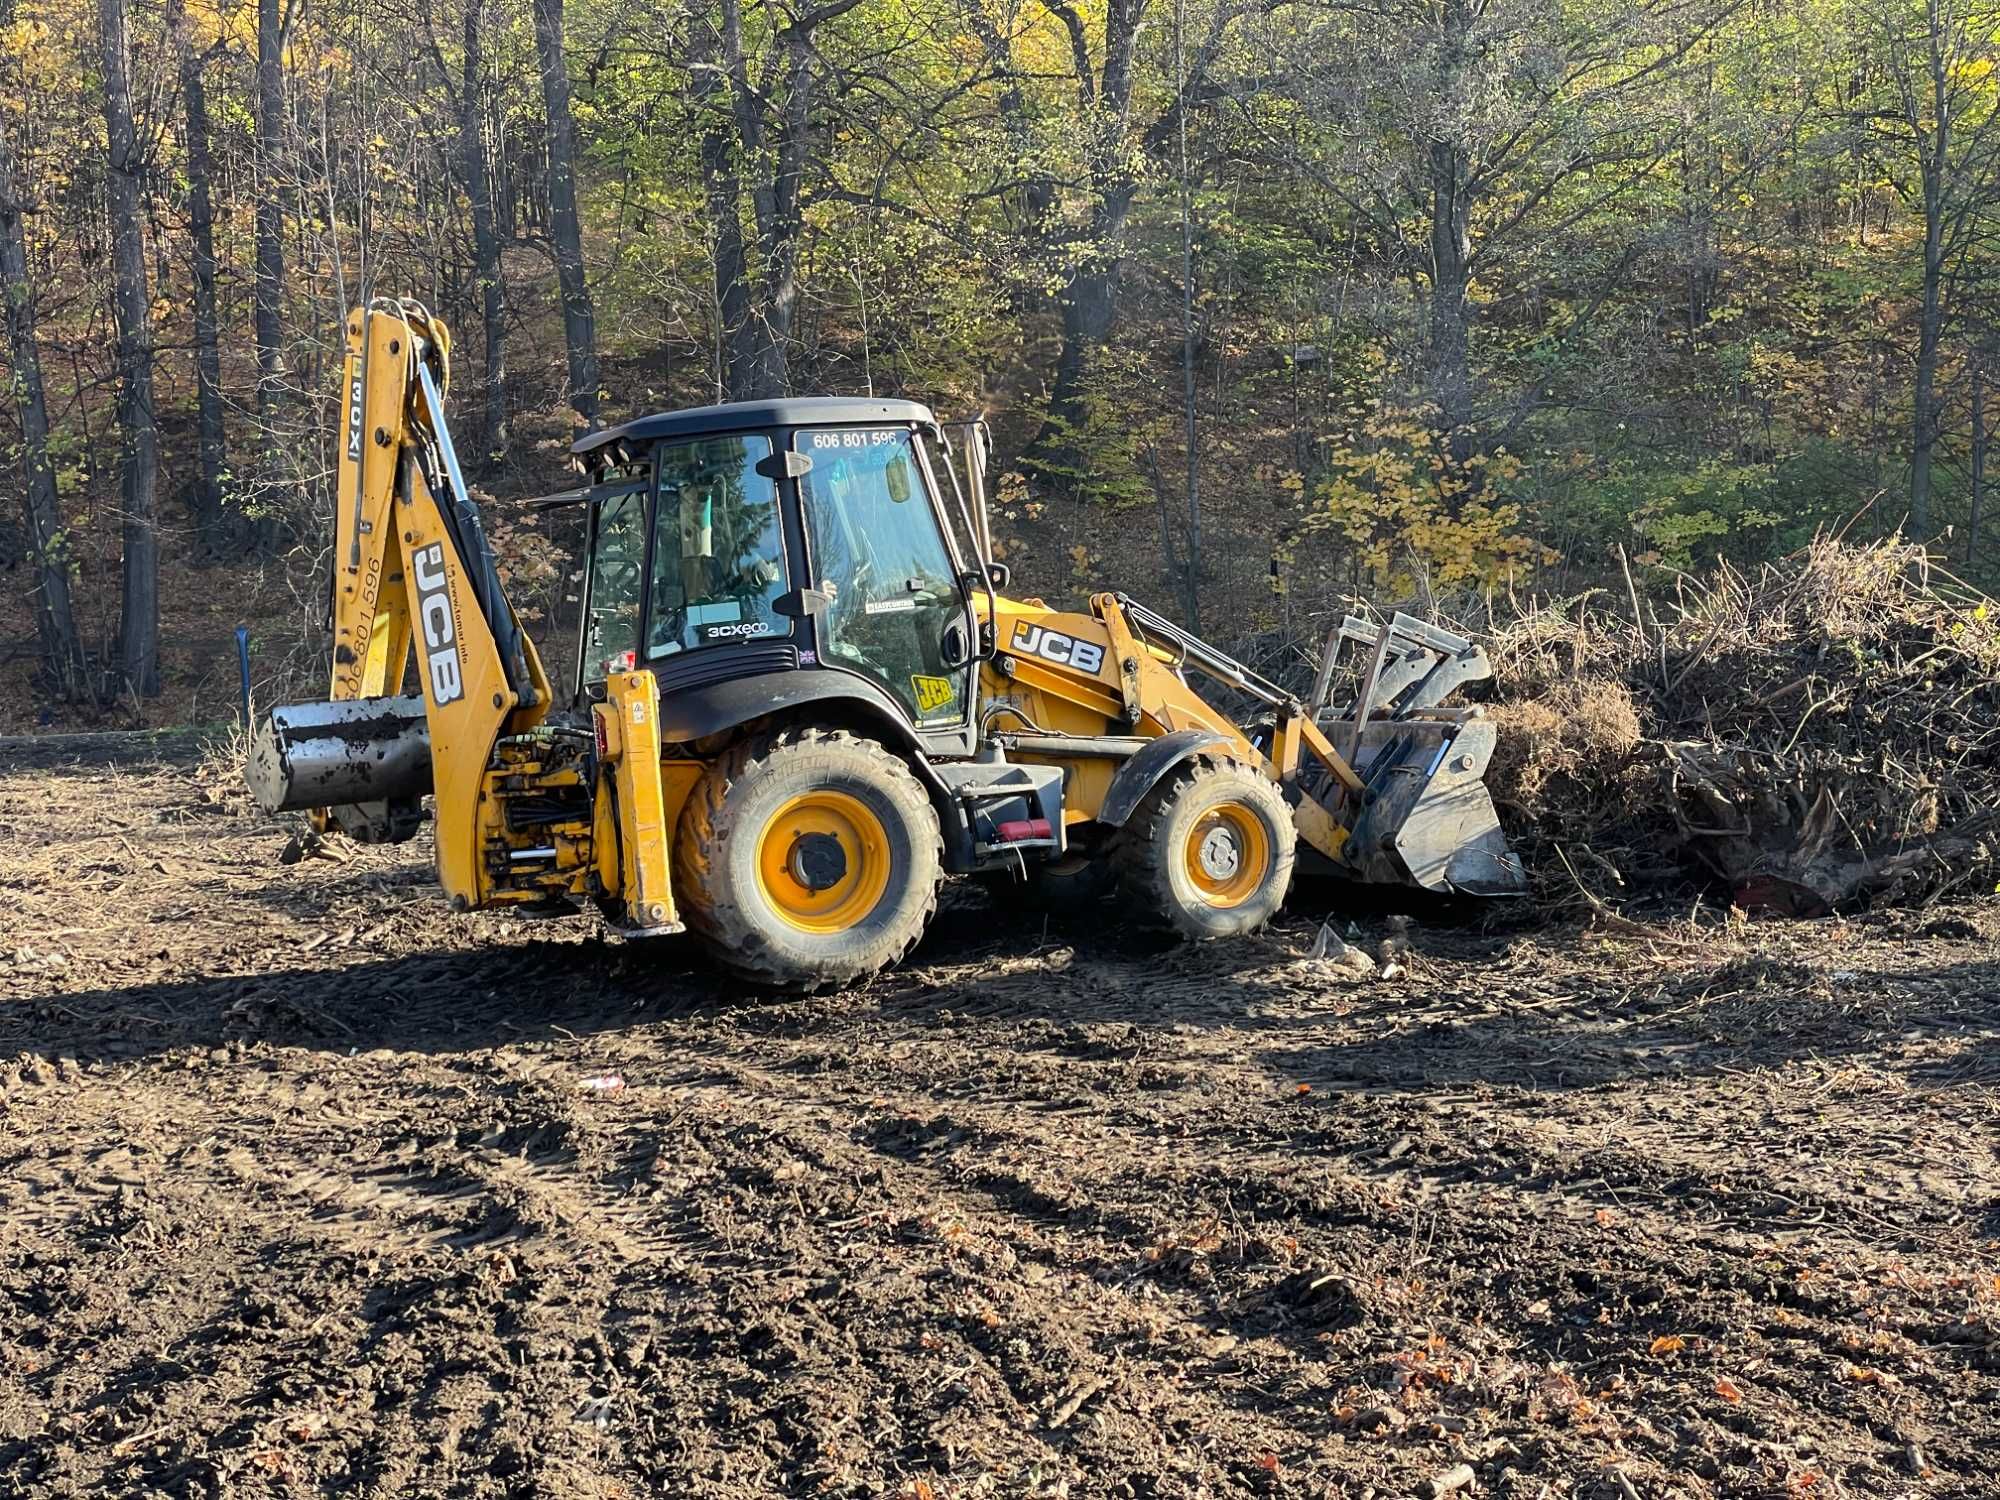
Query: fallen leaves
1844 1363 1899 1387
1649 1334 1686 1355
1714 1377 1744 1403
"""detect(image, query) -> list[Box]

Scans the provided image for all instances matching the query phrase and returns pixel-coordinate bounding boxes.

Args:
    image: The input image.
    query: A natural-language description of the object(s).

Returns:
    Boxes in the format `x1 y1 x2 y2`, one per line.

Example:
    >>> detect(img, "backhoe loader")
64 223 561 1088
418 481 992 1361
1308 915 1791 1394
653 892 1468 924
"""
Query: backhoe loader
250 301 1523 988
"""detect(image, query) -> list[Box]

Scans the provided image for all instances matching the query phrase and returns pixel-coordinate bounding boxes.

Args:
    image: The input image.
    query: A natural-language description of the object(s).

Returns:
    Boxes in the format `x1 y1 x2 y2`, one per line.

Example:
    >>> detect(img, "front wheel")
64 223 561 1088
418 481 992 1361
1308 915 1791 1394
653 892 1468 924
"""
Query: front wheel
1112 760 1296 940
674 729 943 989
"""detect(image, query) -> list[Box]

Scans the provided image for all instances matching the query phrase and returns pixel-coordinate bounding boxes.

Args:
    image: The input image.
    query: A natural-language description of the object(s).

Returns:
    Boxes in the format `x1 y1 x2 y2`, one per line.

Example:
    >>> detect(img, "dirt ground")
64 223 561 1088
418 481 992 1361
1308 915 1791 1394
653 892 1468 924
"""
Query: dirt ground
1 735 1996 1500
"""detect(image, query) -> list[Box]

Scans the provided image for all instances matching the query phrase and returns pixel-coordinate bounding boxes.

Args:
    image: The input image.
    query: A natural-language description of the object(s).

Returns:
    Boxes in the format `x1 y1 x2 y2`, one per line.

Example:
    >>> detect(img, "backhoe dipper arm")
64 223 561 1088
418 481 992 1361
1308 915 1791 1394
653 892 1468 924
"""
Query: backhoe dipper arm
247 301 680 927
319 300 556 905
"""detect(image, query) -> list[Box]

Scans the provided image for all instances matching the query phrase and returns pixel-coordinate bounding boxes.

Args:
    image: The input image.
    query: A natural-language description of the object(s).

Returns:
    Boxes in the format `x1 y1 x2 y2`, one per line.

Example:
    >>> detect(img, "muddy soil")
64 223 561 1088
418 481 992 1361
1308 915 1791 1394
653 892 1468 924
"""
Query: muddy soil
1 734 1996 1500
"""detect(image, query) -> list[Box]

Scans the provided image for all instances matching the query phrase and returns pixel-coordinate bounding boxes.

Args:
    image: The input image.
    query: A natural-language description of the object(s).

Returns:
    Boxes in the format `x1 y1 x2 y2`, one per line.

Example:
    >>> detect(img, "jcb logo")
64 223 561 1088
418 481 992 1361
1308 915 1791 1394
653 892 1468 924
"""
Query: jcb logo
1011 622 1105 675
414 543 464 706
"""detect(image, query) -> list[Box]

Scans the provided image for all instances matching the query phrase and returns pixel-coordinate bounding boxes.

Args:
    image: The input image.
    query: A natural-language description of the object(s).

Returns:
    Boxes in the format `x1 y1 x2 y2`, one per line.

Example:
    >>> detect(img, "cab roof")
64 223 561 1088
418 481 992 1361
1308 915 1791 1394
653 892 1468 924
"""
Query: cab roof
572 396 938 468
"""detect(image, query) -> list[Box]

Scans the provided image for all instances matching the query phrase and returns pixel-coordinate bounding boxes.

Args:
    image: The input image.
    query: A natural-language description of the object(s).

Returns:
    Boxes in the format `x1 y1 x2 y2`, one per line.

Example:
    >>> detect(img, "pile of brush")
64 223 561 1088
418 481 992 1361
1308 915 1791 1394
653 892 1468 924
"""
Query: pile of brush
1475 537 2000 913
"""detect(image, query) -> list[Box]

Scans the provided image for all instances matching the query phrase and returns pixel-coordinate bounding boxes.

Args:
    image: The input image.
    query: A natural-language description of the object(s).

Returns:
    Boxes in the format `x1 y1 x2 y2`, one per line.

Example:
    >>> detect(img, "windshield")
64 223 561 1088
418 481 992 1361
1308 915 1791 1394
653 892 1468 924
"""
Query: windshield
647 434 788 657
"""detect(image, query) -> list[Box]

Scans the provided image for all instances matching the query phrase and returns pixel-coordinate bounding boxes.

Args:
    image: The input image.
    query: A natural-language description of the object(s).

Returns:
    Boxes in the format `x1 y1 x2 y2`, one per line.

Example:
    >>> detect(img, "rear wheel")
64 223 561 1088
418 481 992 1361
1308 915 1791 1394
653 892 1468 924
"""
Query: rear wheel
675 729 943 989
1112 760 1295 940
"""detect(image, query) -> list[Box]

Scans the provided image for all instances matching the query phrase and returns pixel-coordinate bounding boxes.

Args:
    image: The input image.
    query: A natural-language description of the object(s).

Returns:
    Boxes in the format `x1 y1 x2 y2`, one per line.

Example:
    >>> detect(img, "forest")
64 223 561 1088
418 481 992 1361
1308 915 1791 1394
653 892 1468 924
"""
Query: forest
6 0 2000 718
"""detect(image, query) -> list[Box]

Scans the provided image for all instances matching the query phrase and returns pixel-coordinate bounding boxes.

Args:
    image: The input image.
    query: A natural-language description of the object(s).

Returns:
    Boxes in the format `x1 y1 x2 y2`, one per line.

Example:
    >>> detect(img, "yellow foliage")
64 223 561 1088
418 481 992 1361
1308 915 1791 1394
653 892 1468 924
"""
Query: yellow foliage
1306 401 1547 590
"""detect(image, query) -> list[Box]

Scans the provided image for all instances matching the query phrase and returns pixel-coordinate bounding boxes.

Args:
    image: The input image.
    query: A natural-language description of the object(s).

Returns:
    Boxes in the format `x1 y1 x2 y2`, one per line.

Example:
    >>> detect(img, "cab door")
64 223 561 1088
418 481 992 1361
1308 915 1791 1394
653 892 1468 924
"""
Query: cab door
795 425 975 744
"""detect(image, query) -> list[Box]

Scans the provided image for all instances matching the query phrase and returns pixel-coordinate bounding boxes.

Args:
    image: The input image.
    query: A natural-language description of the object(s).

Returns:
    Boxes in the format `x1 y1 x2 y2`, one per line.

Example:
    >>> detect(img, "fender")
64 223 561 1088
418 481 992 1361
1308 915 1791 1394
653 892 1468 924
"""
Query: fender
652 665 997 871
653 667 921 750
1096 728 1234 830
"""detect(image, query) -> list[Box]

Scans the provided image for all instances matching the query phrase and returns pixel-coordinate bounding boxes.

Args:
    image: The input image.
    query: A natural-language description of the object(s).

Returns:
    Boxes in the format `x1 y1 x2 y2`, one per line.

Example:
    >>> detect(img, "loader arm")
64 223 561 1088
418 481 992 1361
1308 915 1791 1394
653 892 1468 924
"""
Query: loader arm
251 300 679 931
980 593 1356 864
977 590 1523 896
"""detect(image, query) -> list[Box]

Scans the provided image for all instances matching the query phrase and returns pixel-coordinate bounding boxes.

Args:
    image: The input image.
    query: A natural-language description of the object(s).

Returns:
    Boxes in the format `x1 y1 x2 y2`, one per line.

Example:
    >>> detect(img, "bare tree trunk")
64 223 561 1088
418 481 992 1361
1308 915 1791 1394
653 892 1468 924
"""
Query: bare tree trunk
1042 220 1128 445
0 133 90 701
1971 359 1986 565
253 0 286 441
1173 0 1200 631
101 0 159 696
740 27 808 399
532 0 598 427
461 0 508 462
180 25 229 559
1032 0 1143 455
1425 1 1477 457
1912 141 1944 538
693 5 758 398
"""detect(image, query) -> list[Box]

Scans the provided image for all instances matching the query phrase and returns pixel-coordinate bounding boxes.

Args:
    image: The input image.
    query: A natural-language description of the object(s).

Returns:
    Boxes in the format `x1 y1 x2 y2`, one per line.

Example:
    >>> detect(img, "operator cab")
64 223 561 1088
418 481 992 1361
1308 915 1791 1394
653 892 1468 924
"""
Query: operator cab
567 398 993 760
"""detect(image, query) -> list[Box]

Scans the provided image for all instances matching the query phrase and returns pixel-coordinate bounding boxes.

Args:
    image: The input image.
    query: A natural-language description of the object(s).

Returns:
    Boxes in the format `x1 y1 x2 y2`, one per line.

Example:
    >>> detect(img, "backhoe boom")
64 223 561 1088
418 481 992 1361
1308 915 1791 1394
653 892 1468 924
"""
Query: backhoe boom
249 299 678 931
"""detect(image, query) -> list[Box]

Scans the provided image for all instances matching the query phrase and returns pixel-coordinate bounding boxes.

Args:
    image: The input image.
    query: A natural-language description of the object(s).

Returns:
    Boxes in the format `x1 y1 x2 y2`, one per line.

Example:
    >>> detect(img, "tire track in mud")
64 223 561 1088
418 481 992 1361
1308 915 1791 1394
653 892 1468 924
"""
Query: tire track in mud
7 748 2000 1497
526 994 1998 1490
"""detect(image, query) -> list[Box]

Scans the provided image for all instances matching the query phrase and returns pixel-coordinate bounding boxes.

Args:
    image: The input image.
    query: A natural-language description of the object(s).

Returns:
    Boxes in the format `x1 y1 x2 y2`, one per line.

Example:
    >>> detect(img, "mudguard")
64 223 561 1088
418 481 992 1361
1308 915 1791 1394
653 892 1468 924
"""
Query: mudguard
653 668 919 749
1096 728 1234 830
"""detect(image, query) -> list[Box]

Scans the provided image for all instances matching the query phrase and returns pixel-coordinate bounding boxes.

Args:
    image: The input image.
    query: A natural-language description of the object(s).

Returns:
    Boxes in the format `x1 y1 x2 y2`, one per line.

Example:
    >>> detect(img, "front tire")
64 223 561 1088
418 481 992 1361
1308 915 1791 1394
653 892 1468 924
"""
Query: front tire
1112 759 1295 940
674 729 943 989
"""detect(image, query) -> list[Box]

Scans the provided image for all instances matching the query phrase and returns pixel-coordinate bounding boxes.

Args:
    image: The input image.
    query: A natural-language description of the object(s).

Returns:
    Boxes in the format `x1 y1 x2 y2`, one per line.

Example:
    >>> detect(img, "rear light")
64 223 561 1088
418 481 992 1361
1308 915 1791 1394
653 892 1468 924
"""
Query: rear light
996 818 1052 843
593 710 608 758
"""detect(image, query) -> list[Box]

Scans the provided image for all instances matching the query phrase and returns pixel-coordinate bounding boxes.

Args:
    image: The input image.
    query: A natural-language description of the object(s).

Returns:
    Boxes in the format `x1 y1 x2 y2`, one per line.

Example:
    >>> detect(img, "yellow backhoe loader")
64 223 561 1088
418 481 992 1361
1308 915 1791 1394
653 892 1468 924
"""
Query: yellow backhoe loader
250 302 1524 988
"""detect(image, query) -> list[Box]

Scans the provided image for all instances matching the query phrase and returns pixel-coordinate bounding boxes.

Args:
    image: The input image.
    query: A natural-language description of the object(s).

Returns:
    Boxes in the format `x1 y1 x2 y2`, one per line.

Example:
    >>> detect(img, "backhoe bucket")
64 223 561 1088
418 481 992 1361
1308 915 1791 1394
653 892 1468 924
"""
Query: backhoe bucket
1313 614 1526 897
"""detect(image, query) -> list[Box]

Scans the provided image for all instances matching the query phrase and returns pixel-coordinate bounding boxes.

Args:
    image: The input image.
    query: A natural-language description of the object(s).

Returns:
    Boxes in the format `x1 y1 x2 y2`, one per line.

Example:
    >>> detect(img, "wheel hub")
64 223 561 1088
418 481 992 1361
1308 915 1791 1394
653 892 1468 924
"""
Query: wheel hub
788 831 848 892
1197 824 1241 881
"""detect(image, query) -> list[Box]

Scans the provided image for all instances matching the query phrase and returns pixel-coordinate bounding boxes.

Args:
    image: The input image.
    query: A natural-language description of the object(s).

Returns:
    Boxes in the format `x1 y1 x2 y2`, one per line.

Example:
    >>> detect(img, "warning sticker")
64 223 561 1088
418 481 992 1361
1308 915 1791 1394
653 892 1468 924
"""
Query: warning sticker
910 673 957 715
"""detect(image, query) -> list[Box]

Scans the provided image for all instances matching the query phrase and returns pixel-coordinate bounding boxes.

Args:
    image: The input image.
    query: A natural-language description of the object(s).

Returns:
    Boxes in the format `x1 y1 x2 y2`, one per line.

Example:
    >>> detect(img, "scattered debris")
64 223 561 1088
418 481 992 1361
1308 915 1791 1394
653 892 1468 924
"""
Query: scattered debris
1417 1461 1476 1498
1046 1373 1107 1430
1306 923 1378 979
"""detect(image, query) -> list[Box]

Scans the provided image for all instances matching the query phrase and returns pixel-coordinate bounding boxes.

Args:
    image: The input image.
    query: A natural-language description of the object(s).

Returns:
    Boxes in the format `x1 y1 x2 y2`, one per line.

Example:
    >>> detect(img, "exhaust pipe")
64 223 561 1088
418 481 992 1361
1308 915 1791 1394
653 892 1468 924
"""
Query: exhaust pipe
248 695 432 842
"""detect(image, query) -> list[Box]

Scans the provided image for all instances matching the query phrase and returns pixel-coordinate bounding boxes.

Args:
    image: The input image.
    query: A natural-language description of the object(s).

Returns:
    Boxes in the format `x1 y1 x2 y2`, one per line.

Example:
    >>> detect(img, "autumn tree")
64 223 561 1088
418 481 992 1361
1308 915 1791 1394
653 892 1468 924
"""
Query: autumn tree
0 111 89 699
1846 0 2000 536
100 0 159 695
533 0 599 426
1248 0 1737 460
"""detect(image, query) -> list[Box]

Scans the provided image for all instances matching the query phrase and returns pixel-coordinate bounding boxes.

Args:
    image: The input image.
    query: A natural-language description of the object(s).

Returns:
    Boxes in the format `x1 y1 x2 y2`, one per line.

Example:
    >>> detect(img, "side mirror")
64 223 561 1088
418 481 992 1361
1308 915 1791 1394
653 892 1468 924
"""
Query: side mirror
940 621 969 669
985 561 1011 590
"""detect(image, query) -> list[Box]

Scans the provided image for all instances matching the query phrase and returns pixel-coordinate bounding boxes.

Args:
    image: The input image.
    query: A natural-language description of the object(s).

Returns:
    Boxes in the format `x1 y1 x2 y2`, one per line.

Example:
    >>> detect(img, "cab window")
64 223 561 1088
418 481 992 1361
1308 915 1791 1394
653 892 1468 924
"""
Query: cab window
582 484 646 681
647 434 788 657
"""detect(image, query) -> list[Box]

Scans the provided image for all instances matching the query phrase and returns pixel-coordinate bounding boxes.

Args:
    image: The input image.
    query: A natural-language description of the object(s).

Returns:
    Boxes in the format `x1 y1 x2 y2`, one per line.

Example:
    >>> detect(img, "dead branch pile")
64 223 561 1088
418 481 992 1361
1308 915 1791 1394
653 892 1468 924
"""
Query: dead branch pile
1481 537 2000 912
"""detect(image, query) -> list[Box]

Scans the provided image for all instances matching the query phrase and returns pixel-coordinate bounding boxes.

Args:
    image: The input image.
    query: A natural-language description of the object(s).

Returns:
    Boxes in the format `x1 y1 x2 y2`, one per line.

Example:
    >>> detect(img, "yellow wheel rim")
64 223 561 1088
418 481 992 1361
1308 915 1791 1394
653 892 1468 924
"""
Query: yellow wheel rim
755 790 893 933
1182 802 1271 909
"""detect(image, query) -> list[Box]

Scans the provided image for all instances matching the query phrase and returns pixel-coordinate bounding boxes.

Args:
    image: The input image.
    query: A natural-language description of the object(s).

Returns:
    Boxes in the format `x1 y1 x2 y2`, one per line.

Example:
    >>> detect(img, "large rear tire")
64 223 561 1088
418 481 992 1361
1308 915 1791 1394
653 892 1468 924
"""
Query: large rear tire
674 729 943 989
1112 759 1295 940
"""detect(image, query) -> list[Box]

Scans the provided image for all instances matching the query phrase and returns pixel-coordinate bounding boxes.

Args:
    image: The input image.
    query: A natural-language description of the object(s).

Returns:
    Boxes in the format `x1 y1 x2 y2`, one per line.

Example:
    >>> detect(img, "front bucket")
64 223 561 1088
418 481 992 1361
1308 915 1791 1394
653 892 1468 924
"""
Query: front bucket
1323 717 1527 896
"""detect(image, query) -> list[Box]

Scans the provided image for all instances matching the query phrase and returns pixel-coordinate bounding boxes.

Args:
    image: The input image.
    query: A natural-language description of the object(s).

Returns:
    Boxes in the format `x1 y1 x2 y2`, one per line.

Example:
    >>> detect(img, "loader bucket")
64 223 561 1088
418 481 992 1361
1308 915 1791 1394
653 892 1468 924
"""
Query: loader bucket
1313 614 1526 897
1319 716 1526 895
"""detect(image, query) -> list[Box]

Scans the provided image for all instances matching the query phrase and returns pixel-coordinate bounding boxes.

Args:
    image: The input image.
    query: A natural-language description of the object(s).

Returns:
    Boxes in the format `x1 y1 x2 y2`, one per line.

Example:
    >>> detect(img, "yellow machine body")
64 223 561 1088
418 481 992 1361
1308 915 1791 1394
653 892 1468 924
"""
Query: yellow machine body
252 307 1518 989
972 592 1365 862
